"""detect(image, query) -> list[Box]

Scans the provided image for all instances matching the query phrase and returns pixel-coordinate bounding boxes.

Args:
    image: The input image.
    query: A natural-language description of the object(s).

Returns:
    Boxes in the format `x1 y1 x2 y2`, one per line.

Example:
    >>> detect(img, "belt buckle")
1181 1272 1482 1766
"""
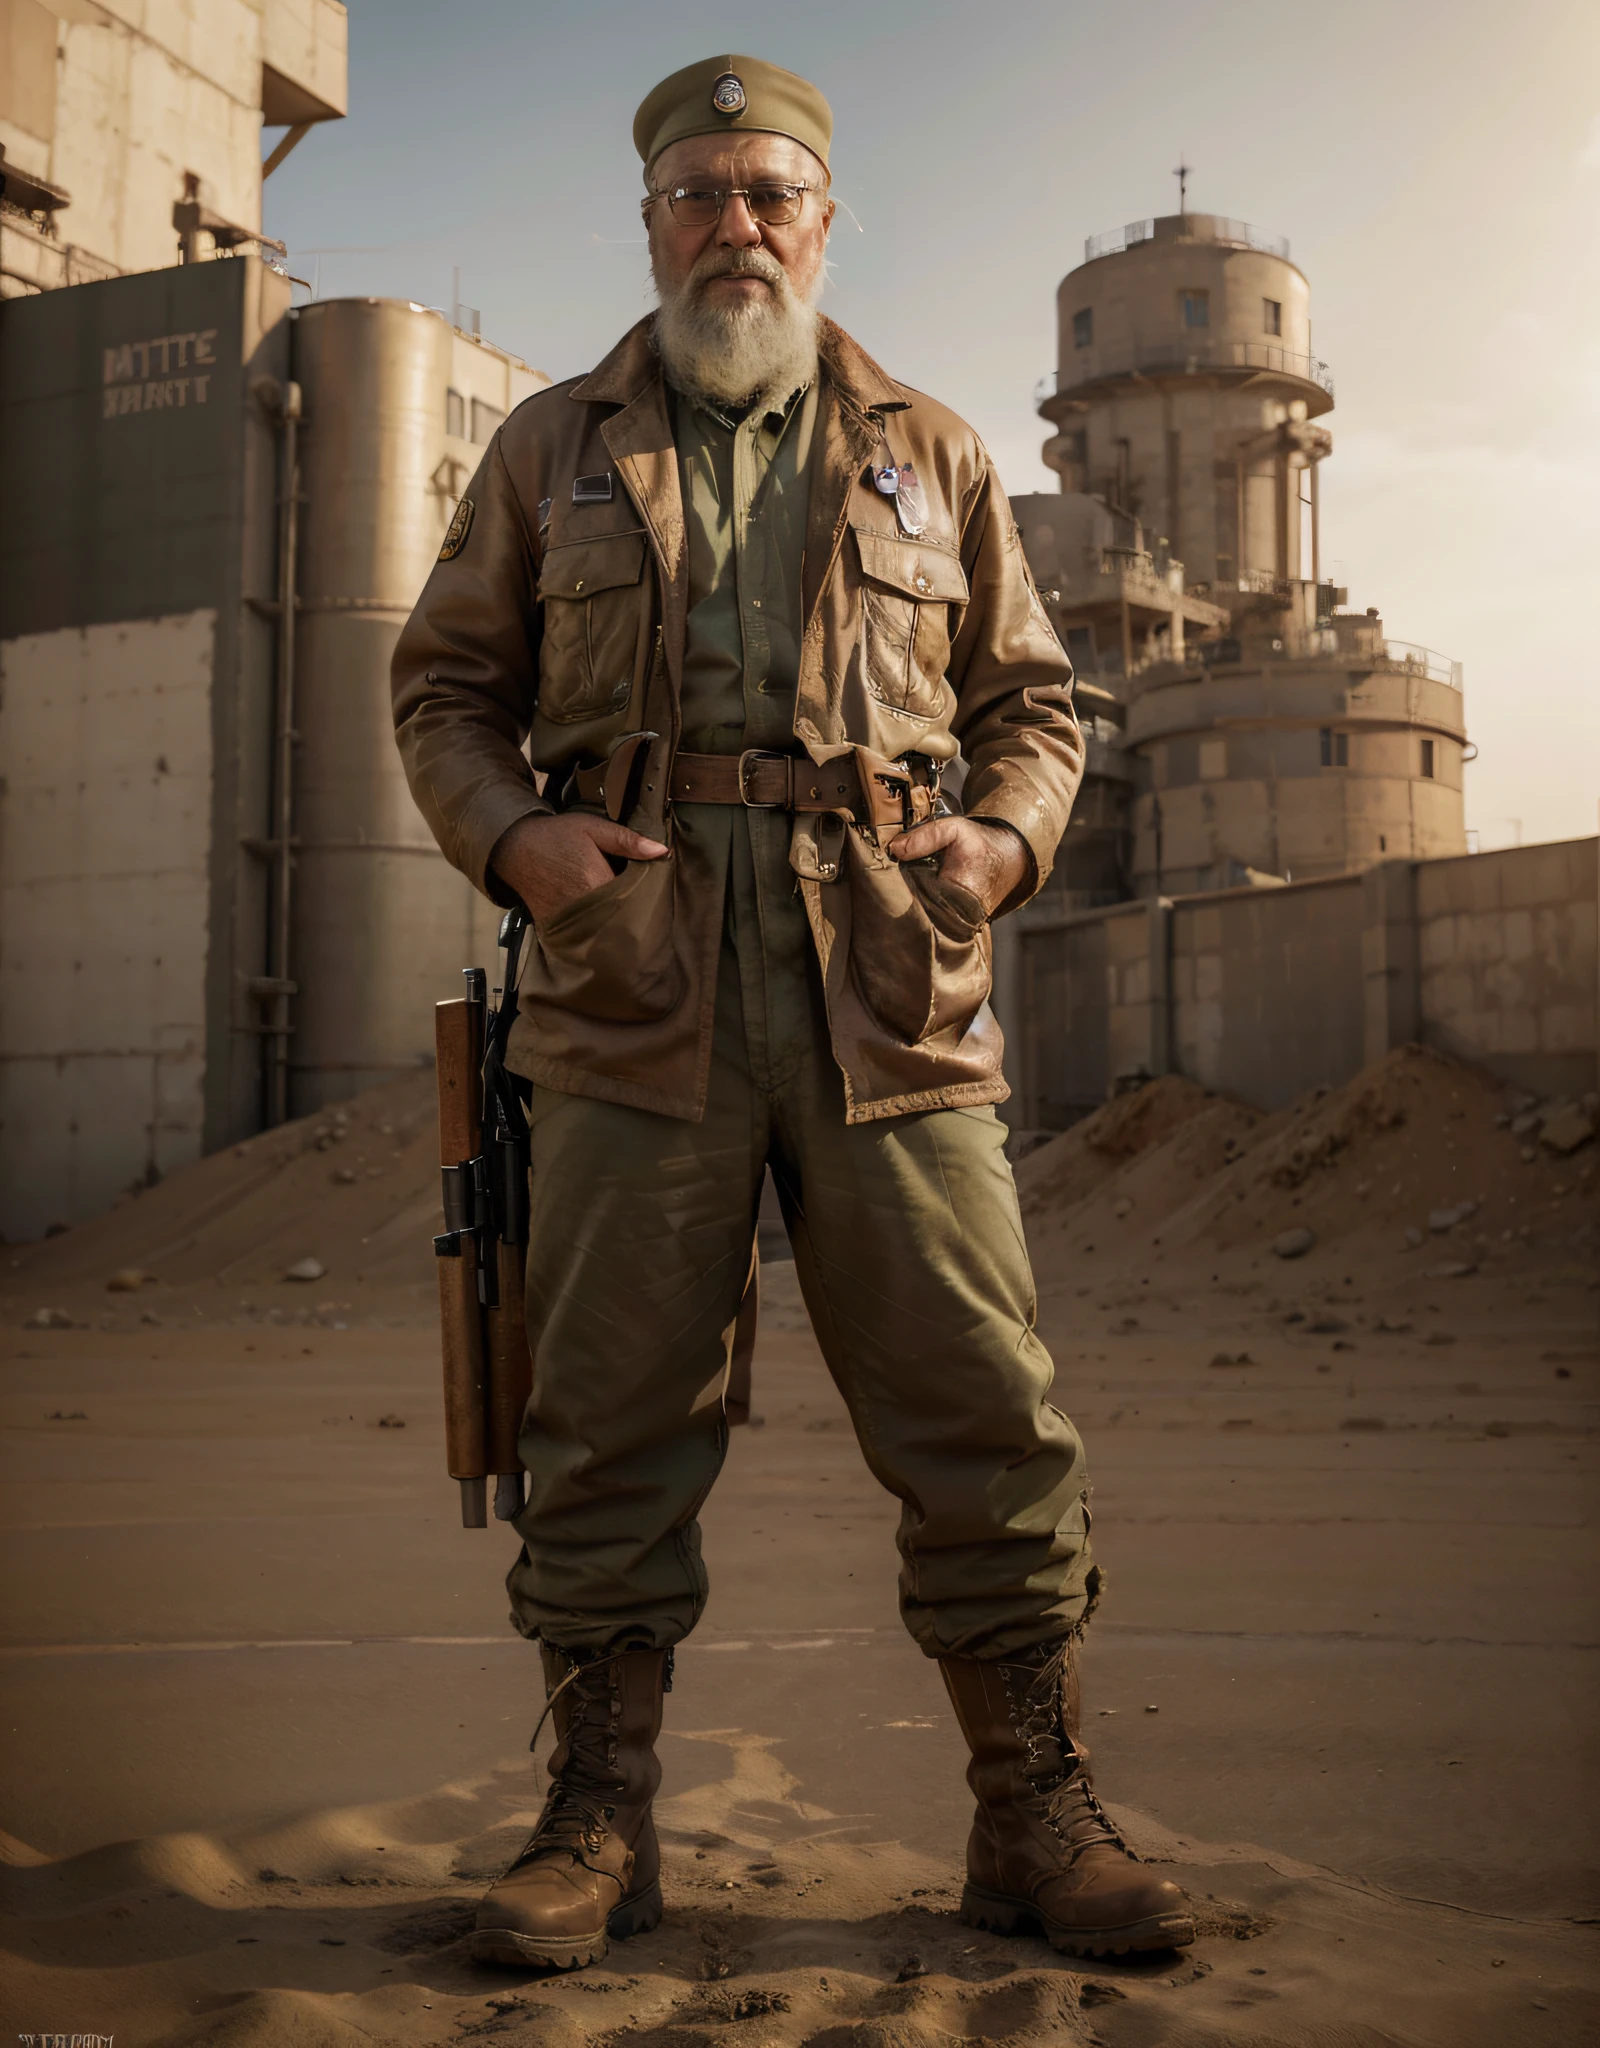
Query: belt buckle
736 749 789 809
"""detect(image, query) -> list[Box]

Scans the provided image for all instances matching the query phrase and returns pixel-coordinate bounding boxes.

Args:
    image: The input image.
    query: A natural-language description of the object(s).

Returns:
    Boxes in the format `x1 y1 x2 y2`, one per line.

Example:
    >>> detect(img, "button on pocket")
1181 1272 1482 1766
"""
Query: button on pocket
537 530 649 724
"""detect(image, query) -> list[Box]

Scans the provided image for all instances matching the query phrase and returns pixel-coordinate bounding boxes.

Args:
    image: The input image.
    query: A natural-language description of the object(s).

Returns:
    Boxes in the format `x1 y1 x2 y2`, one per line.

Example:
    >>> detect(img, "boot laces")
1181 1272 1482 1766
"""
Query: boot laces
509 1652 626 1868
1006 1650 1133 1863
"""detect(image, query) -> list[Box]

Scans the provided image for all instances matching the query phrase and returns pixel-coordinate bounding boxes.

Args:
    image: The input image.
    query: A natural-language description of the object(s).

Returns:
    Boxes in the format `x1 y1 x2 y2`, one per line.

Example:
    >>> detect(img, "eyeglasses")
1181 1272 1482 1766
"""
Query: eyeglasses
642 182 819 228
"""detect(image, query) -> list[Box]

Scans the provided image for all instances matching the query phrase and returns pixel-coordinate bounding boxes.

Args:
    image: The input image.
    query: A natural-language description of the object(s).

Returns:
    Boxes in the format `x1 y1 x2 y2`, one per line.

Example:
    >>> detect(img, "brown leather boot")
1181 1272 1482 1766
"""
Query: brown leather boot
473 1644 668 1970
939 1641 1194 1957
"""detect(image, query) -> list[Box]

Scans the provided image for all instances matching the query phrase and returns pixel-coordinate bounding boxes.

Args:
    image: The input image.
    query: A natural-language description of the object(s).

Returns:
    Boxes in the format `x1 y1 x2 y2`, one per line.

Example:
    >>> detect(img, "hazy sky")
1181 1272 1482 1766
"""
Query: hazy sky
265 0 1599 851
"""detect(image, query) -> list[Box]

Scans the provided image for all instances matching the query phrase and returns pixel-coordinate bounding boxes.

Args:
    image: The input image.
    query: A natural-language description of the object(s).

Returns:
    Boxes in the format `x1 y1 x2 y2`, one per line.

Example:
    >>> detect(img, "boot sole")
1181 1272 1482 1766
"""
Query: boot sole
472 1879 663 1971
961 1881 1195 1957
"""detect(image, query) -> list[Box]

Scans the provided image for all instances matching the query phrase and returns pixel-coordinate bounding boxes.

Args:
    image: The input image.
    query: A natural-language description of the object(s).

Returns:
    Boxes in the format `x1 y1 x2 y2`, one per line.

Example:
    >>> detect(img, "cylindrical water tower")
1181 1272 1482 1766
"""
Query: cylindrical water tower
1033 210 1469 895
1040 211 1333 591
288 299 508 1115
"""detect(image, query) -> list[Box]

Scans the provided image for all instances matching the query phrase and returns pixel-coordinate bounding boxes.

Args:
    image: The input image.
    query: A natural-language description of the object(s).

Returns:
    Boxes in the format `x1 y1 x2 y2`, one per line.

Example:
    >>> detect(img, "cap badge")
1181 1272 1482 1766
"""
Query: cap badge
711 72 746 115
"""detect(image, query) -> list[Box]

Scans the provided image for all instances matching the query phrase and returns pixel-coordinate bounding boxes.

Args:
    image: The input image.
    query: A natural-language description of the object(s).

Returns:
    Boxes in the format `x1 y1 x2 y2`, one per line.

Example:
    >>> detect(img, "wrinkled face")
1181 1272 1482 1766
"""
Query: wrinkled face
646 130 834 307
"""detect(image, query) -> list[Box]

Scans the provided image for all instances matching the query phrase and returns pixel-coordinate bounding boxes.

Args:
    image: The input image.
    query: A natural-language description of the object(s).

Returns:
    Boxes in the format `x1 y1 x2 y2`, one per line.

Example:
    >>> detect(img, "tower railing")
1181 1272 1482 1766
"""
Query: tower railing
1037 338 1334 405
1190 631 1462 687
1380 640 1463 690
1084 218 1291 262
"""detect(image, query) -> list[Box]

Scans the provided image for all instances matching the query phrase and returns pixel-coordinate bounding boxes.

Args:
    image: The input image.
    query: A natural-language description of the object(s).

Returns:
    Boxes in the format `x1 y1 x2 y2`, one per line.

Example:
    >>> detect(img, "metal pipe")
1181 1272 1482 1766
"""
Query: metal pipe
1310 457 1321 588
268 378 303 1126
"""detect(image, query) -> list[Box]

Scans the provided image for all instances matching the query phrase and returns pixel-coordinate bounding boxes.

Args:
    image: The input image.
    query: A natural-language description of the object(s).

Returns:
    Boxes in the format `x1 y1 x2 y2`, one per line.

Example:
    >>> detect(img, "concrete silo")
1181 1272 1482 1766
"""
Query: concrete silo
285 299 540 1116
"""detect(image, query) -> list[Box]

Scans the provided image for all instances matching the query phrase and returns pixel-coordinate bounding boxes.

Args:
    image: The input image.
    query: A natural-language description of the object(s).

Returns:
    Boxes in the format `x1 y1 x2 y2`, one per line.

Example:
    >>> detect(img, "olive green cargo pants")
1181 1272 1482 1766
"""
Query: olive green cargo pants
507 809 1095 1659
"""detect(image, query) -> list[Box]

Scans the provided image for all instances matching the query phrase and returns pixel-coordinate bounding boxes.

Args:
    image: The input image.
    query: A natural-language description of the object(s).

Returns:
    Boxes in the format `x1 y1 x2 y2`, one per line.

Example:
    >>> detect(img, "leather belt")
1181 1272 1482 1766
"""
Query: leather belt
670 749 861 812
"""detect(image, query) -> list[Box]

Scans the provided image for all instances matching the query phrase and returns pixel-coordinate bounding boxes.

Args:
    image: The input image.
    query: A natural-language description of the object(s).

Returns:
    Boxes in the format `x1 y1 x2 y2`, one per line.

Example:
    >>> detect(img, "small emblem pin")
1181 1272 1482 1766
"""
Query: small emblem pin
438 496 474 560
572 473 613 505
711 71 746 115
894 460 930 538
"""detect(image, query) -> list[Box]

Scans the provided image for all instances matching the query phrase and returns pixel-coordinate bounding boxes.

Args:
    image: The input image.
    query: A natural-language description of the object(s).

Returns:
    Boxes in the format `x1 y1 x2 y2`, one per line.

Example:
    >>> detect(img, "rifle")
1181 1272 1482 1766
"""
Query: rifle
433 909 533 1529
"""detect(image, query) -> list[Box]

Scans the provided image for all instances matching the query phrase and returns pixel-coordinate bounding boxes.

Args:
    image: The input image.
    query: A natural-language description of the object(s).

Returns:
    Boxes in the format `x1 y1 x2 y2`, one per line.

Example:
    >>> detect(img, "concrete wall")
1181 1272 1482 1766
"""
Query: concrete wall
1021 903 1145 1129
1415 839 1598 1104
0 612 216 1237
1014 837 1598 1124
1171 874 1366 1104
0 257 288 1234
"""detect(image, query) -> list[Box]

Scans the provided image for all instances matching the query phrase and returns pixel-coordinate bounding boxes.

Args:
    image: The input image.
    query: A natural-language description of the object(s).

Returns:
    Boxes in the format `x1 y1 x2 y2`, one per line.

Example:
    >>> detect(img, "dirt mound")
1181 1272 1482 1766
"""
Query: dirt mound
1019 1045 1597 1294
1187 1044 1596 1270
1016 1076 1257 1219
2 1071 441 1321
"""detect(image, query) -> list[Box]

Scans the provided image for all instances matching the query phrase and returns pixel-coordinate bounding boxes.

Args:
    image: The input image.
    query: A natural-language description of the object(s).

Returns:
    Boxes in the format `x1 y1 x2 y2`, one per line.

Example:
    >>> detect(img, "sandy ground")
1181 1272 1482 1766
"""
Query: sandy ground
1 1049 1596 2045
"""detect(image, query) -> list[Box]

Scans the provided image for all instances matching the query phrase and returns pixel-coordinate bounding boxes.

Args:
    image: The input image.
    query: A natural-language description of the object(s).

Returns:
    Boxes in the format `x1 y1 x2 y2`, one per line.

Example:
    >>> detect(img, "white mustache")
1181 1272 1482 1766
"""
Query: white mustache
689 248 787 293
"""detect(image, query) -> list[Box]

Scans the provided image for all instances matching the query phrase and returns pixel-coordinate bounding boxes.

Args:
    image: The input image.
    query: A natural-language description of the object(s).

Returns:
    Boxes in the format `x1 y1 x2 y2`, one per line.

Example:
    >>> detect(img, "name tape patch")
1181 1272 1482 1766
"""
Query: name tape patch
438 496 474 561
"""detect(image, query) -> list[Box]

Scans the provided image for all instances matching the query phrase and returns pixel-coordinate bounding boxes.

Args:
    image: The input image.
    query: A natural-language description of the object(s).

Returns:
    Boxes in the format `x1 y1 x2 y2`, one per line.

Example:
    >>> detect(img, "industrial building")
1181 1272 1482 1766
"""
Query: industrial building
0 0 547 1239
1012 206 1469 905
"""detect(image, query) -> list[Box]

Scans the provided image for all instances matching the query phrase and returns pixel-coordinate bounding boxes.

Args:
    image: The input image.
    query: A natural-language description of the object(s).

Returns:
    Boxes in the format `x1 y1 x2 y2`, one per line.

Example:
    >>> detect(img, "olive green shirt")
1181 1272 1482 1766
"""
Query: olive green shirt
671 379 818 752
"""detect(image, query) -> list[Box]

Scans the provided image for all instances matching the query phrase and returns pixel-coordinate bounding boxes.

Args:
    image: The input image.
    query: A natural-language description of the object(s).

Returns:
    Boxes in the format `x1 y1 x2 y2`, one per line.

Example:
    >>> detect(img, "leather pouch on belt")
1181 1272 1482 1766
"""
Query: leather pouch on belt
571 731 664 833
842 827 991 1046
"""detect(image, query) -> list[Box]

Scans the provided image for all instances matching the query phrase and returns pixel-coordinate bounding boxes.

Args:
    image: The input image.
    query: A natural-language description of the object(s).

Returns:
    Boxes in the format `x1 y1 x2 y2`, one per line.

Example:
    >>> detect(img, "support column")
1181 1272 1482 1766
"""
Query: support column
1361 858 1420 1062
1142 896 1174 1078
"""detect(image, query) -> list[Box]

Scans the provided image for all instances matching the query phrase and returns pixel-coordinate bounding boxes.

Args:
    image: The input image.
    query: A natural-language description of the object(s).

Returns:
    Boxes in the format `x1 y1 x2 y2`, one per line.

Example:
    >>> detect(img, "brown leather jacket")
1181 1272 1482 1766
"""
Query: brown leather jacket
391 316 1082 1123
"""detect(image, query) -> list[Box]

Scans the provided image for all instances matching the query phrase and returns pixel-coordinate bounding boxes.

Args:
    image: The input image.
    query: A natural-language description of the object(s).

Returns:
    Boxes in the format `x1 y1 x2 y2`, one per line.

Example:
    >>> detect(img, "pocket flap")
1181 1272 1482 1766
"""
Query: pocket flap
538 529 648 601
853 526 969 603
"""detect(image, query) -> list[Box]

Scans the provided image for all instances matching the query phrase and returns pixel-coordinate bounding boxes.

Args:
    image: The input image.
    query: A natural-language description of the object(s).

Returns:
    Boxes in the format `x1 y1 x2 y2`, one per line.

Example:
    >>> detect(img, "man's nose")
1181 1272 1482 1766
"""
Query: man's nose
716 191 764 248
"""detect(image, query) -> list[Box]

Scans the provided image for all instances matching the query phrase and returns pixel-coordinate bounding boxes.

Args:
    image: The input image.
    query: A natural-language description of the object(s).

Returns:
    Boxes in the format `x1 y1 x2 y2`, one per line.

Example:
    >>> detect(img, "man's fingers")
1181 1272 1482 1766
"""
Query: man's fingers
890 817 959 862
586 818 670 860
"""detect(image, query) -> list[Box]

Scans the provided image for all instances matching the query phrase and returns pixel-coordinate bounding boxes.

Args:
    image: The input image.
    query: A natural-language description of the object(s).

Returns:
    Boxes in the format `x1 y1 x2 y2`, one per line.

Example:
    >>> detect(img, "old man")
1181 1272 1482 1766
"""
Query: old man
392 52 1192 1972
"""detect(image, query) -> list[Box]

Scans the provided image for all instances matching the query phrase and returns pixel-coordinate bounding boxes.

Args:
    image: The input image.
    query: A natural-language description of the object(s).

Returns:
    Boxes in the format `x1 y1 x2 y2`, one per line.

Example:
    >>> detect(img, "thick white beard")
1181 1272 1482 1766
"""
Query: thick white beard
653 266 820 413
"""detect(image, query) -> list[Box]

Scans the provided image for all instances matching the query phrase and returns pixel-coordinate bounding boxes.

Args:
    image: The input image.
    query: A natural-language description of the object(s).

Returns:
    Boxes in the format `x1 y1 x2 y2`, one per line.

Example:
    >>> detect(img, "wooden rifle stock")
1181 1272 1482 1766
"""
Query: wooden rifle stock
435 987 490 1527
434 923 536 1530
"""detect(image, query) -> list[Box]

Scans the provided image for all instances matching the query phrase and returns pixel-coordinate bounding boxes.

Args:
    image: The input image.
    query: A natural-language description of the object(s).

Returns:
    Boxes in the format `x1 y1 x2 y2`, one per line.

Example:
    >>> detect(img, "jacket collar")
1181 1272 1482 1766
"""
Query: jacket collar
569 313 913 418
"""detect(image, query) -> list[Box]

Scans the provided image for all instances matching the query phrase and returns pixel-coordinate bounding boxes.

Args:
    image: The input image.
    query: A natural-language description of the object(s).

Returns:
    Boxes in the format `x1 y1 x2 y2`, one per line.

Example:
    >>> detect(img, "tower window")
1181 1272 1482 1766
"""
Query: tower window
1263 298 1282 335
471 397 506 445
1319 728 1348 768
1073 307 1093 349
1180 289 1209 329
1420 738 1436 778
446 387 465 437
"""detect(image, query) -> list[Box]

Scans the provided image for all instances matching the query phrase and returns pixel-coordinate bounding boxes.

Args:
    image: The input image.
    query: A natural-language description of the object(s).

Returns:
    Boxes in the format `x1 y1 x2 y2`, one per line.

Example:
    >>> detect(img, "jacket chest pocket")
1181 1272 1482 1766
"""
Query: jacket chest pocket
853 526 969 718
537 529 650 724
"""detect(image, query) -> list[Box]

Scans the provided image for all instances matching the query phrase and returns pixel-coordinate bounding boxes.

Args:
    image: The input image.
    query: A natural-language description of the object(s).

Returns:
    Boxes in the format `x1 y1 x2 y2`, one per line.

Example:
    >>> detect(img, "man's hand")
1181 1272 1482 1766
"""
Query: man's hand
491 812 668 924
889 814 1031 917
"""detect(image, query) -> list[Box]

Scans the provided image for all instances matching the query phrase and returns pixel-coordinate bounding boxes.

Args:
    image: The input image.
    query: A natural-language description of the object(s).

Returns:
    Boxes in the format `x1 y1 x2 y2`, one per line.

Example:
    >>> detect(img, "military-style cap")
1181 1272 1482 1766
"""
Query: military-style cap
634 54 832 177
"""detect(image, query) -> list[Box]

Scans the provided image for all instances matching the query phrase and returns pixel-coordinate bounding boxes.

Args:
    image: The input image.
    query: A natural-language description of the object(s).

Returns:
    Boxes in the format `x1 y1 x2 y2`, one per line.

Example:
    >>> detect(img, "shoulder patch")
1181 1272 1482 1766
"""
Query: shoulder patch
439 496 474 561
